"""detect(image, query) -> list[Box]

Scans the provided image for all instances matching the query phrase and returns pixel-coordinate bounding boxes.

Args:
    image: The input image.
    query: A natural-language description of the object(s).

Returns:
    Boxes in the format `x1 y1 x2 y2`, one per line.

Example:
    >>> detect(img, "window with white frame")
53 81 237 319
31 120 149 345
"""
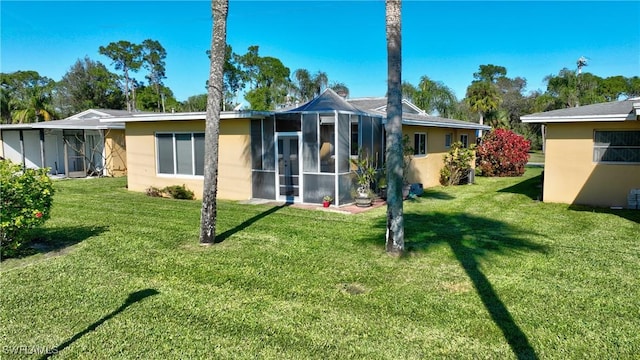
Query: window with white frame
460 134 469 148
414 133 426 155
445 133 452 148
593 130 640 163
156 133 205 175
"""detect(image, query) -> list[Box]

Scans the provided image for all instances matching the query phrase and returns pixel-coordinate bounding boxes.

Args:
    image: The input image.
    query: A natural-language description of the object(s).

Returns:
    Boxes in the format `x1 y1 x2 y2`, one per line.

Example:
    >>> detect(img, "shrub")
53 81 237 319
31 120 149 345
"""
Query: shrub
1 160 55 257
145 186 164 198
476 129 531 177
440 141 476 186
162 184 195 200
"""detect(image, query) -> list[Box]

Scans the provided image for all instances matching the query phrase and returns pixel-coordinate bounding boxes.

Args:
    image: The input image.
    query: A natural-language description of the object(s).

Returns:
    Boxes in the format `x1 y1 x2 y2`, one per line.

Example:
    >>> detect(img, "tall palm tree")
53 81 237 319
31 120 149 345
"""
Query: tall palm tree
385 0 404 255
200 0 229 245
465 81 501 137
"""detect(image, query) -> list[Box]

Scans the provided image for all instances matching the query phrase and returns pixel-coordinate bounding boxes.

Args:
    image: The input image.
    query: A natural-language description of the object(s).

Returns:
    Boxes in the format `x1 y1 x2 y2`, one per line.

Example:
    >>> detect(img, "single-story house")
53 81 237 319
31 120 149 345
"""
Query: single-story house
0 109 128 177
521 97 640 208
102 89 489 206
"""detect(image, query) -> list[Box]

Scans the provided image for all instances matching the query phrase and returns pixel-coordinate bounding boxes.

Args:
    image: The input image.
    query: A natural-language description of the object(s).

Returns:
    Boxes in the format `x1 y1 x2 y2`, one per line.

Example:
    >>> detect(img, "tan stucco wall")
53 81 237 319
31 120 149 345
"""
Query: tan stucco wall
104 129 127 177
125 119 252 200
403 126 478 188
544 121 640 207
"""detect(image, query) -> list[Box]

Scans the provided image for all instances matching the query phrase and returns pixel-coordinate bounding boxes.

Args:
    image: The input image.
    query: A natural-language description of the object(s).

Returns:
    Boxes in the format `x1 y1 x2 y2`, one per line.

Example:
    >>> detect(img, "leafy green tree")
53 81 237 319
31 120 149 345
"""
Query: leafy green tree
99 40 143 112
292 69 329 102
135 84 179 112
385 0 404 255
473 64 507 83
55 57 125 116
200 0 228 244
236 46 291 110
141 39 167 111
626 76 640 98
182 94 208 112
1 71 56 123
600 76 628 102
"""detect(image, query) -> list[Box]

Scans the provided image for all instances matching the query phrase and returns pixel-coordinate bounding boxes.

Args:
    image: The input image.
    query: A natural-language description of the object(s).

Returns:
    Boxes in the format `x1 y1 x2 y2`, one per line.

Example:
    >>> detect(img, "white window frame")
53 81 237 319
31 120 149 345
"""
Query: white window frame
414 132 427 156
155 132 205 177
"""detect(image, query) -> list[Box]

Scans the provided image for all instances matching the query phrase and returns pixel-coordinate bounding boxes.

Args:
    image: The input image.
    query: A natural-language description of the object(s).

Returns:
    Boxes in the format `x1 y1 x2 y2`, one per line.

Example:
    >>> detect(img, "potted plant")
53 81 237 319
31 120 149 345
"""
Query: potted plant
351 149 377 207
322 195 333 208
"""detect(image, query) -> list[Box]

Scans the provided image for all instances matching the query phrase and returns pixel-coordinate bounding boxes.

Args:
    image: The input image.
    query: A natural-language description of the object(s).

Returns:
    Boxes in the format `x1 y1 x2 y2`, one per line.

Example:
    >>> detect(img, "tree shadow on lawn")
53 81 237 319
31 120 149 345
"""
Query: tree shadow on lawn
568 204 640 224
215 203 291 243
497 173 543 201
419 188 455 200
2 225 109 261
370 212 547 360
41 288 159 359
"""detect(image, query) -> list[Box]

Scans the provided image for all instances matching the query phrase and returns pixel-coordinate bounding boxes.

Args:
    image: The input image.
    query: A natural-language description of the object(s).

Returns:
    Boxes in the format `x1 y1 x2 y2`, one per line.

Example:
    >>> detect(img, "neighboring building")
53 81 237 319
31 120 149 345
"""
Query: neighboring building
521 97 640 208
103 89 489 205
0 109 128 177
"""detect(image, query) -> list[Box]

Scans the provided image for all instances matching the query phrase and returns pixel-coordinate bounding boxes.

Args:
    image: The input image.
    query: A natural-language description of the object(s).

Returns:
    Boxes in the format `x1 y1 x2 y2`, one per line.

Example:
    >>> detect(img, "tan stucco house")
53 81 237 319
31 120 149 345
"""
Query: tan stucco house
0 109 128 177
101 89 488 206
521 97 640 208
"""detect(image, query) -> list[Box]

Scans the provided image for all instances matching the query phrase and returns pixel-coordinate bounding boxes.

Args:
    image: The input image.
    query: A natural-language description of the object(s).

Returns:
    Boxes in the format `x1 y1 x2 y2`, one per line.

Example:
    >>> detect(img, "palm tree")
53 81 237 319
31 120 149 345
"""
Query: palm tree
385 0 404 255
200 0 229 245
465 81 501 137
11 85 55 123
414 76 457 117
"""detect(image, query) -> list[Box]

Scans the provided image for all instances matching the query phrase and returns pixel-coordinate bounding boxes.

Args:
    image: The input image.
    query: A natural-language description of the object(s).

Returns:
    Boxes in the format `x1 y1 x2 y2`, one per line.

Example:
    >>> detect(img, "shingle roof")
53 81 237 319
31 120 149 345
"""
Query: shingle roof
521 97 640 122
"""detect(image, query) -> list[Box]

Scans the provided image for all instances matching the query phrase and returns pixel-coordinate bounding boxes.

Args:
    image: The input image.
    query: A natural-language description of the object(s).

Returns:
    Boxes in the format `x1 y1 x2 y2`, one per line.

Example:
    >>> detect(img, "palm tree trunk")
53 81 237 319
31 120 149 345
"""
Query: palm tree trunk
200 0 229 244
385 0 404 255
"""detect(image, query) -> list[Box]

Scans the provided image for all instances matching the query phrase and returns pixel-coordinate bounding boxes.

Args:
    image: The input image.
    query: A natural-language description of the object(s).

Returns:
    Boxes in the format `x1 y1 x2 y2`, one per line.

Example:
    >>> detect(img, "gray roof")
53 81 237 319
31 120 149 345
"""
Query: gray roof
521 97 640 123
280 88 367 114
0 108 129 130
280 90 489 130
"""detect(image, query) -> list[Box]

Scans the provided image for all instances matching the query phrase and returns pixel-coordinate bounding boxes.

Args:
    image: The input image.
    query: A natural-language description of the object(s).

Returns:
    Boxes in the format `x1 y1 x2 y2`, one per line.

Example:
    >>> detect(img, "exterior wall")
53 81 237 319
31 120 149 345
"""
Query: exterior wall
125 119 252 200
104 129 127 177
403 126 478 188
544 121 640 207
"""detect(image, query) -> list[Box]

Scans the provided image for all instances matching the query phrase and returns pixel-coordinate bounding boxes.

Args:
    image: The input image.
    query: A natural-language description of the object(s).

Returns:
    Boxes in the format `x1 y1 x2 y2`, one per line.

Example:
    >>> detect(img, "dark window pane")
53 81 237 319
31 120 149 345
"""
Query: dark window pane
157 134 174 174
175 133 193 175
194 133 205 175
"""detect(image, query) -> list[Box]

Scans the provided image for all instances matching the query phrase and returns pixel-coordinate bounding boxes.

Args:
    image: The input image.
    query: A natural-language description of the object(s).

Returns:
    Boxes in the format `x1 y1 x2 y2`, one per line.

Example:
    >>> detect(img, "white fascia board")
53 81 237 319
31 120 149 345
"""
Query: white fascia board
401 119 491 130
100 111 271 123
521 113 633 123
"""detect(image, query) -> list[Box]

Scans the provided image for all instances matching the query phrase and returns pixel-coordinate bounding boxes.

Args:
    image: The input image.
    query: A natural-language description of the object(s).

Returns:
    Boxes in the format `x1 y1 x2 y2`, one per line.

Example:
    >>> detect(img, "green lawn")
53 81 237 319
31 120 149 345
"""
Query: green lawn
1 169 639 359
527 150 545 164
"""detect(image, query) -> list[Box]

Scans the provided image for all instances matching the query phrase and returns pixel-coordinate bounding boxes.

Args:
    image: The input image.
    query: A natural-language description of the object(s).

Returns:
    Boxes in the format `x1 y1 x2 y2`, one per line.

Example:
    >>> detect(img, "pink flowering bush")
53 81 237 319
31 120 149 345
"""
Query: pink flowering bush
1 159 54 258
476 129 530 177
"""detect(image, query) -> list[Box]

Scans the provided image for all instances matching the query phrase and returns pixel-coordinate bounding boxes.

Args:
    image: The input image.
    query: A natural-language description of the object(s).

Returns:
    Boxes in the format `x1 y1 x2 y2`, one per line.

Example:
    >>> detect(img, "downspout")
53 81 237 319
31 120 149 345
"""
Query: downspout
19 130 25 169
39 129 45 170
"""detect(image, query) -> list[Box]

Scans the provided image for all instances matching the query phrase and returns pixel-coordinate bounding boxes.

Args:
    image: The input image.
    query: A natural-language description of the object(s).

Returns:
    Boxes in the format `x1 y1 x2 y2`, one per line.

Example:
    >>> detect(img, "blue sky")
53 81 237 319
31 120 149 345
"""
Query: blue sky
2 1 639 104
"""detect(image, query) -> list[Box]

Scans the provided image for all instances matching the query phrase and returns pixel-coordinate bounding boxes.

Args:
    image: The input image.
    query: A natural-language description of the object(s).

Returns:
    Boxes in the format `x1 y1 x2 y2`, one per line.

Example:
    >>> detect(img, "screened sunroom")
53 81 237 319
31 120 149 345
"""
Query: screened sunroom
250 89 384 206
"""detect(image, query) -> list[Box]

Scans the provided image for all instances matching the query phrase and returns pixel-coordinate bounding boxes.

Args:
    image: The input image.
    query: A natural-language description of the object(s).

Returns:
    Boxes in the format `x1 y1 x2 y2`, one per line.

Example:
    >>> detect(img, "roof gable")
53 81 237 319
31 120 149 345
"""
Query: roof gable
282 88 365 113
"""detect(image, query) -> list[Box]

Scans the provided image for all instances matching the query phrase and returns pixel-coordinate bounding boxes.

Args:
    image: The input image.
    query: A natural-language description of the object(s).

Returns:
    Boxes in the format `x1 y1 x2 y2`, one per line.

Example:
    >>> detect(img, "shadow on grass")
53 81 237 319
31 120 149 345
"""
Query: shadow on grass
215 203 290 243
2 225 108 261
419 189 455 200
42 289 159 359
373 212 546 360
568 204 640 224
498 174 543 201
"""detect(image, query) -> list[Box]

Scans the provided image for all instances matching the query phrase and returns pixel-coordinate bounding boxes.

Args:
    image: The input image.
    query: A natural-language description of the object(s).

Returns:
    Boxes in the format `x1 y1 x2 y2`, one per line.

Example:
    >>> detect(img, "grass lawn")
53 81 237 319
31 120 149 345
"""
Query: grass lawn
527 150 545 164
1 168 639 359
